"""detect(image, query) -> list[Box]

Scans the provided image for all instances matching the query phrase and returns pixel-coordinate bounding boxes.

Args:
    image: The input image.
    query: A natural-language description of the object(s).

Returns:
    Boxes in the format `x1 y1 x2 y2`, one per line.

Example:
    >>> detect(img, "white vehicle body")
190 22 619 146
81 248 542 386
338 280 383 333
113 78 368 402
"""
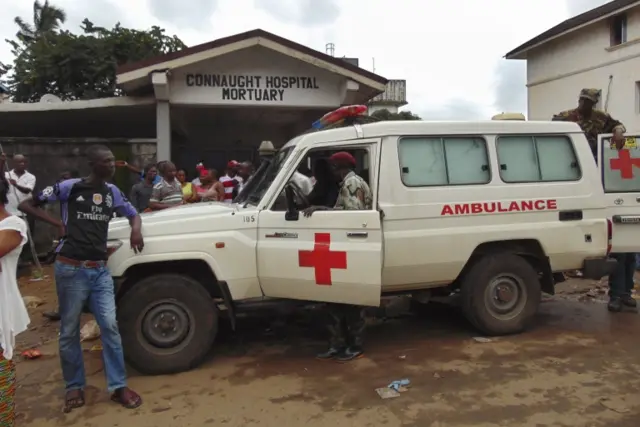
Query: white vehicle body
108 119 630 375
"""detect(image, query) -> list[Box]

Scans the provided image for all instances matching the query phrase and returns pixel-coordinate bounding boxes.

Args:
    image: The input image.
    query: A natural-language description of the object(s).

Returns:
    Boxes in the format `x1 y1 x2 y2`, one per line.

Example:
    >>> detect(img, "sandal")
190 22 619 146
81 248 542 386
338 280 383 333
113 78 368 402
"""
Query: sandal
111 387 143 409
21 349 42 359
63 389 85 413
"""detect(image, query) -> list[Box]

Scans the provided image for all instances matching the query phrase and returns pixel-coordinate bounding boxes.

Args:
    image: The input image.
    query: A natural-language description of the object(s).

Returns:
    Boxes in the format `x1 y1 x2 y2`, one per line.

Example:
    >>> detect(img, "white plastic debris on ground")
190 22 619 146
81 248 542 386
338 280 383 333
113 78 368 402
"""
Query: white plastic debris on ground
80 320 101 341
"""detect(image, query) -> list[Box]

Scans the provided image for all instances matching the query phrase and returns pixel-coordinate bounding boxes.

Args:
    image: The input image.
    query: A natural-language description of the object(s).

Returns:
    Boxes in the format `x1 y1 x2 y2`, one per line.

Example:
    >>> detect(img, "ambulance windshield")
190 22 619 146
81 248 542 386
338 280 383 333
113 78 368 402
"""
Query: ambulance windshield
238 147 294 206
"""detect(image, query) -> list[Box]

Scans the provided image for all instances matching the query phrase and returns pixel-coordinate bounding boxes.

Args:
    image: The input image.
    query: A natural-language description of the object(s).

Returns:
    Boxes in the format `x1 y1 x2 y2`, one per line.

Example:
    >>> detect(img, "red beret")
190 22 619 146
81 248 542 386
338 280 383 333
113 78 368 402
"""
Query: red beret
329 151 356 167
227 160 239 169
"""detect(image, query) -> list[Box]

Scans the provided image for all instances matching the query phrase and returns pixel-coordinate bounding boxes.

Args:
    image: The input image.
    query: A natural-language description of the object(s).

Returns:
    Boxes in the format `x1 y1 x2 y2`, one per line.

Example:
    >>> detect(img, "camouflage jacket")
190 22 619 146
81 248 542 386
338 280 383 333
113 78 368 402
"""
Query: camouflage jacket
334 171 372 210
552 108 625 149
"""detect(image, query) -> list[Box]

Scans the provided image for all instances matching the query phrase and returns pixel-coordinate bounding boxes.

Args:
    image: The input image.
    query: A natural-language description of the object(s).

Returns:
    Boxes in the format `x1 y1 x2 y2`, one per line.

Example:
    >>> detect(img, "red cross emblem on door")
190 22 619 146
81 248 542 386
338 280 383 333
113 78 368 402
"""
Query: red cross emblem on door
298 233 347 285
610 149 640 179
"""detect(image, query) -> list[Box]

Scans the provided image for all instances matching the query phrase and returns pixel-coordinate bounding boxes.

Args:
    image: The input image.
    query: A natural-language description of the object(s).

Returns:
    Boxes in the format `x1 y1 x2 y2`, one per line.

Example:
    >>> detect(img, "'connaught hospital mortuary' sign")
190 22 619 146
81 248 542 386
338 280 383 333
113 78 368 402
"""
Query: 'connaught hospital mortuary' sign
185 74 321 102
170 66 343 107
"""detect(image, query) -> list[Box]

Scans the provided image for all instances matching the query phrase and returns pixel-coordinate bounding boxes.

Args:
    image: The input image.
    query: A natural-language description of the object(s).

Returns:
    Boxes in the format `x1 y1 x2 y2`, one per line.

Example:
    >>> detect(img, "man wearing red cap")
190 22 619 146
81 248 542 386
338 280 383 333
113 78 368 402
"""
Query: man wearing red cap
303 151 373 361
219 160 243 203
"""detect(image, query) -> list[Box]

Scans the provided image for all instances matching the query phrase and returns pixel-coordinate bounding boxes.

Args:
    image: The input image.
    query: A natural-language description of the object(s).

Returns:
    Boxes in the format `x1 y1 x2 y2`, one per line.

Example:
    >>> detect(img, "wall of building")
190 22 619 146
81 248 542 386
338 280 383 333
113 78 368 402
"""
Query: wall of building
525 6 640 132
0 137 155 250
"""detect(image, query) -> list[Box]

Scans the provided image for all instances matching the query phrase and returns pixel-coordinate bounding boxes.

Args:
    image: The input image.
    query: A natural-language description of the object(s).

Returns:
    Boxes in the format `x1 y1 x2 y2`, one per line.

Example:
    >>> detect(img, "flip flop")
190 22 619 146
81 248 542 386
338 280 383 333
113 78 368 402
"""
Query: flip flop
63 389 85 413
111 387 143 409
21 349 42 359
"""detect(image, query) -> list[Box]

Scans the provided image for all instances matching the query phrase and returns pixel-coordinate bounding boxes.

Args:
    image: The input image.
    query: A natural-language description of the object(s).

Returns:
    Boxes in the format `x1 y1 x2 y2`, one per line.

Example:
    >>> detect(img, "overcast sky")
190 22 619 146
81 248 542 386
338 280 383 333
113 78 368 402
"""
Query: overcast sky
1 0 610 119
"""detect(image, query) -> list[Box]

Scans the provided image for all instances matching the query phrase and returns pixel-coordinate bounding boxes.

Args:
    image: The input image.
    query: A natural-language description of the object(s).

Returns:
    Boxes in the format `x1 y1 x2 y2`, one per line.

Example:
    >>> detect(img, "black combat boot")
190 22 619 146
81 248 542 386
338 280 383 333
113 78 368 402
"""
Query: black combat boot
336 307 365 362
317 310 346 360
316 346 345 360
621 295 637 308
335 346 363 362
608 298 623 312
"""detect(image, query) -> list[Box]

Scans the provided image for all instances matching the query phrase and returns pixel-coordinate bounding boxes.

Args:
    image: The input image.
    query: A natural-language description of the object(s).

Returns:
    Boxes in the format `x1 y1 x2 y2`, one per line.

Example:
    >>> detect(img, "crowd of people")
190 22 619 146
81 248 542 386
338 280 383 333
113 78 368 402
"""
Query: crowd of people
120 159 255 213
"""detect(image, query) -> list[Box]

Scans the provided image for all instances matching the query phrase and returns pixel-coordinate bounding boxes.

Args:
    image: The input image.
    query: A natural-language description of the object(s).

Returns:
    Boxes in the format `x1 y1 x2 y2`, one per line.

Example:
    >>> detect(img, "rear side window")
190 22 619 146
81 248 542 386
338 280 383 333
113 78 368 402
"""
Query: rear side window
398 137 490 186
496 135 581 182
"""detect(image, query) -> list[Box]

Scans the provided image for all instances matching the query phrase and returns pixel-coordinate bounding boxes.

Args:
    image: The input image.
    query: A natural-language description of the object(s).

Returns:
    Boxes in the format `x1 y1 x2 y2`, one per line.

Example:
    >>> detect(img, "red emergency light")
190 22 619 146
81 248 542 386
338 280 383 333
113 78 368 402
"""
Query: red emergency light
312 105 368 129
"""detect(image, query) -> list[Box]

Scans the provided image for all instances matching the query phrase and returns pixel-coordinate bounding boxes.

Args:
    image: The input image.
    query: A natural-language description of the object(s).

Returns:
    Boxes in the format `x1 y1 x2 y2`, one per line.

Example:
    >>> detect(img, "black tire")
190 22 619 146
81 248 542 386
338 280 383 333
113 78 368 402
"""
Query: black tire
460 253 541 336
117 274 218 375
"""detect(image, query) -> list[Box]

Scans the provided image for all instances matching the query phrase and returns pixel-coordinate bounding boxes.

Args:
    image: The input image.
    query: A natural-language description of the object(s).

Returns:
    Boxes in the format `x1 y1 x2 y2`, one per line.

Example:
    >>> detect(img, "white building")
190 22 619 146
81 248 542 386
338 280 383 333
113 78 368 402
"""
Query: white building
506 0 640 132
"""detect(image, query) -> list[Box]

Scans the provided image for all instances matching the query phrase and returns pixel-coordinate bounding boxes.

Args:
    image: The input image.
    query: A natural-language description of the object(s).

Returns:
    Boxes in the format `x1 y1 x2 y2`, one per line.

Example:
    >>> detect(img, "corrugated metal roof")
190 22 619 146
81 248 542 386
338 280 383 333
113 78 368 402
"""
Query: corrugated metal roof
505 0 638 59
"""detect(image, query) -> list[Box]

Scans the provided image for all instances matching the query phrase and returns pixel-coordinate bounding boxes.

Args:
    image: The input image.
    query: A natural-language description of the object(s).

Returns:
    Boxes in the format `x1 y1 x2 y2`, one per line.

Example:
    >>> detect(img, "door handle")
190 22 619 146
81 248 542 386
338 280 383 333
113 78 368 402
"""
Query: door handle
347 232 368 238
558 210 583 221
265 232 298 239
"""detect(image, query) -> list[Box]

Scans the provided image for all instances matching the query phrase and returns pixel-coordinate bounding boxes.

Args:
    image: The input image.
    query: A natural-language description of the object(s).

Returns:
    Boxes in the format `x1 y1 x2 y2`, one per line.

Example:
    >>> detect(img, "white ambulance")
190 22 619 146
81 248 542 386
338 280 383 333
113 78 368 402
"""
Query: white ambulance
106 106 632 375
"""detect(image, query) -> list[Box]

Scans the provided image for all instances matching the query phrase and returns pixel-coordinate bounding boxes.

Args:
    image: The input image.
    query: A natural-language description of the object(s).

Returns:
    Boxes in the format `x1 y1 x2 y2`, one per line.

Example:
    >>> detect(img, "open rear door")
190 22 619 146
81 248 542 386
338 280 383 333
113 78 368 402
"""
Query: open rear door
598 133 640 252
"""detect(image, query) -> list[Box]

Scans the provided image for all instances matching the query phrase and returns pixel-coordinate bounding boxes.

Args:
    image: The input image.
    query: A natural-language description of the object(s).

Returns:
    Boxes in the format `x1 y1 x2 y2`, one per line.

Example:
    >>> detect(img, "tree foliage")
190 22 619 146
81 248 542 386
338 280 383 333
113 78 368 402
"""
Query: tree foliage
371 109 422 121
14 0 67 44
4 0 187 102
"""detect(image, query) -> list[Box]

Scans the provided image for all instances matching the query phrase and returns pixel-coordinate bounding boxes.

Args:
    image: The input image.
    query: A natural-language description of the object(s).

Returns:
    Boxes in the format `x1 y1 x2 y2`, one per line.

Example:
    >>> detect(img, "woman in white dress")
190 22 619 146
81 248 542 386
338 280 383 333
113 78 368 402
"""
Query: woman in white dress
0 158 30 427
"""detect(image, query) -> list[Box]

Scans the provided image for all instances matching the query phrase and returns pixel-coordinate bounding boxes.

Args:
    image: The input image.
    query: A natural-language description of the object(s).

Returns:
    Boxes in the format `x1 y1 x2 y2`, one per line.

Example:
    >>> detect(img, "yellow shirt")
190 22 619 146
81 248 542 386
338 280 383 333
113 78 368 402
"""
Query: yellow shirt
181 182 194 197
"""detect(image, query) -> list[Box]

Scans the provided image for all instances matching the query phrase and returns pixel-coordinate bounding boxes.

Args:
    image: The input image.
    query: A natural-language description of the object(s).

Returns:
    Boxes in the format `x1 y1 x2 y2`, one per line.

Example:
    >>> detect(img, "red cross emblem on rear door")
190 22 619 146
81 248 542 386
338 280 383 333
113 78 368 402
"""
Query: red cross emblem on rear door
610 149 640 179
298 233 347 285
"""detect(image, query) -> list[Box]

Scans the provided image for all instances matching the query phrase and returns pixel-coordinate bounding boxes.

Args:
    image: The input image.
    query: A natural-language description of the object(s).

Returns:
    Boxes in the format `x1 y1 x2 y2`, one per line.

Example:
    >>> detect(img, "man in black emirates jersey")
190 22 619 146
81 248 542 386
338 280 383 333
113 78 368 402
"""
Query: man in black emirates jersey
20 145 144 413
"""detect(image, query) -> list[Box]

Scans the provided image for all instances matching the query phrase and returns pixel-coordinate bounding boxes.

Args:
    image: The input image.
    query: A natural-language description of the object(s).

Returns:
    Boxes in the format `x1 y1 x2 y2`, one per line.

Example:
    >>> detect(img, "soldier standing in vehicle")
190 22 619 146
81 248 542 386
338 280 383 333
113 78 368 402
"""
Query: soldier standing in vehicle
553 89 635 312
552 88 626 157
303 151 373 361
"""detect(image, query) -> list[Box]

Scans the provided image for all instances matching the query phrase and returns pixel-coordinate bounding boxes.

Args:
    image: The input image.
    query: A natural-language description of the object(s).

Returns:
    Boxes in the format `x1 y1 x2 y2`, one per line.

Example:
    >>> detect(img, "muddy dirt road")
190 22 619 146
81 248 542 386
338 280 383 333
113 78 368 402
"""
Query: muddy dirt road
11 270 640 427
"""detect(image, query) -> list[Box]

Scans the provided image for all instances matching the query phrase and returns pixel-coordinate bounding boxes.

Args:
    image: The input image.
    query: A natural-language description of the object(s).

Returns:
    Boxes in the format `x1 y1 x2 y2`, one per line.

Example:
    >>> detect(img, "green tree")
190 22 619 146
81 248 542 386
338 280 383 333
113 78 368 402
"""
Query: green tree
5 19 186 102
371 109 422 121
14 0 67 44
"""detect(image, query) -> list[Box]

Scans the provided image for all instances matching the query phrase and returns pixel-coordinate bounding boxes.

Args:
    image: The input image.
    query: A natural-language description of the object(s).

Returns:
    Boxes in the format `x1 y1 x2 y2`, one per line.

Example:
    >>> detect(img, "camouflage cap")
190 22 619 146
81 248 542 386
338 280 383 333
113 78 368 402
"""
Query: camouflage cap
579 88 601 103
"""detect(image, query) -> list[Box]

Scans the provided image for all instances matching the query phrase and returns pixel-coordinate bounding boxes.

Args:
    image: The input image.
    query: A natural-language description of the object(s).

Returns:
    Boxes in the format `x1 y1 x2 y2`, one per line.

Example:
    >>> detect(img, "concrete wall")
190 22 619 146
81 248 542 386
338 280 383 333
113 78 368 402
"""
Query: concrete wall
0 137 155 250
525 6 640 132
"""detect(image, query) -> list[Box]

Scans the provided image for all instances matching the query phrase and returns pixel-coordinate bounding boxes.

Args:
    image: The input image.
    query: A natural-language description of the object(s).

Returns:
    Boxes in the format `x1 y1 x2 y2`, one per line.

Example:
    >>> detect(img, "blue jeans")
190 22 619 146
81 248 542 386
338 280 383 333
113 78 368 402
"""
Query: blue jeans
608 253 636 300
54 261 127 392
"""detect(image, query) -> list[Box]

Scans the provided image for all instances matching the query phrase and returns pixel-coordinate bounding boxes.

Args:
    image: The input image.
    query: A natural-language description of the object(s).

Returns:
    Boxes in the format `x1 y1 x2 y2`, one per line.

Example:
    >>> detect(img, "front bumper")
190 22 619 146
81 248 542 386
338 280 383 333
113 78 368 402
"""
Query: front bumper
582 257 617 280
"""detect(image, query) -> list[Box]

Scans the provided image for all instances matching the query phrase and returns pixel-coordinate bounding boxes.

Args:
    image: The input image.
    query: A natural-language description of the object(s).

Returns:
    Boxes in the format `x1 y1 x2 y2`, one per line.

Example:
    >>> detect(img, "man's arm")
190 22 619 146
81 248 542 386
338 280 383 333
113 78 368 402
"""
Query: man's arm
148 185 174 210
19 180 74 234
13 174 35 195
603 113 626 134
111 186 144 253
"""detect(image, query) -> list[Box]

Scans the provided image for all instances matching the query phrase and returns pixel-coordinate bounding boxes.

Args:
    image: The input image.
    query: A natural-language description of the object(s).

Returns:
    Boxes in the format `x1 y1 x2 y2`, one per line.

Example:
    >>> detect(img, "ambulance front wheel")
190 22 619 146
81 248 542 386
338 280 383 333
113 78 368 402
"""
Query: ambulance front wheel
118 274 219 375
460 253 541 336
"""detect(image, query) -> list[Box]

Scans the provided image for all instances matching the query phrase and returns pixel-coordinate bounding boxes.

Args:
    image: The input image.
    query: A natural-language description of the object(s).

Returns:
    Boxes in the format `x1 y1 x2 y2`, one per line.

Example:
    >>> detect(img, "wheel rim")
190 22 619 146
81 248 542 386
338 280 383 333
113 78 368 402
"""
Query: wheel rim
140 300 192 349
484 273 527 320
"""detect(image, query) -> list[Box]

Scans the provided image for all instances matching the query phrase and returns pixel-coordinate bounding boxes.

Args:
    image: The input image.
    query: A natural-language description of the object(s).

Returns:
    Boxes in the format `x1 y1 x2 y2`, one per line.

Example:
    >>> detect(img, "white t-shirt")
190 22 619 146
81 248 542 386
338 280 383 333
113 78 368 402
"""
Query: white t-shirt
5 170 36 217
292 172 313 195
0 215 30 359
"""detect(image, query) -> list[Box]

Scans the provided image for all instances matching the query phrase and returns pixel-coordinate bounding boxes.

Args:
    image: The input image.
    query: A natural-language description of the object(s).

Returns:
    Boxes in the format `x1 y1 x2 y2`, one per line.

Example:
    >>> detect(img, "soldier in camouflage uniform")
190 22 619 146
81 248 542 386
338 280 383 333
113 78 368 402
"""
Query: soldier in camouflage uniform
303 151 372 361
554 89 636 312
552 88 626 158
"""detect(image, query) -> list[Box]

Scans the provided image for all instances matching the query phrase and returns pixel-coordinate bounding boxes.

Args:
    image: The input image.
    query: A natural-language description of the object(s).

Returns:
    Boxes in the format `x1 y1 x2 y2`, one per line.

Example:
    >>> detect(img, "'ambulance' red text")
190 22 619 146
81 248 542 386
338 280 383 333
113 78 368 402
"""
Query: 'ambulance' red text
441 199 557 216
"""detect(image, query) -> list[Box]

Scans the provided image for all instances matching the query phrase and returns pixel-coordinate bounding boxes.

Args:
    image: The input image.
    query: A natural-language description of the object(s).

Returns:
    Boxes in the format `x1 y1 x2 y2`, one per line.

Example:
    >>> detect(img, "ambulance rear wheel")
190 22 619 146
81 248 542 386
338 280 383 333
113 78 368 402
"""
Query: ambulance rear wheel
118 274 218 375
461 253 541 336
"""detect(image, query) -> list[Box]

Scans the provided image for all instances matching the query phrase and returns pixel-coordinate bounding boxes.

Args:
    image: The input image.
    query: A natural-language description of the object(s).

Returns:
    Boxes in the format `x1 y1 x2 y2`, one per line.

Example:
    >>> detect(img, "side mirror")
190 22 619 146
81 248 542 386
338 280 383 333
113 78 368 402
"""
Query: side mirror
284 185 299 221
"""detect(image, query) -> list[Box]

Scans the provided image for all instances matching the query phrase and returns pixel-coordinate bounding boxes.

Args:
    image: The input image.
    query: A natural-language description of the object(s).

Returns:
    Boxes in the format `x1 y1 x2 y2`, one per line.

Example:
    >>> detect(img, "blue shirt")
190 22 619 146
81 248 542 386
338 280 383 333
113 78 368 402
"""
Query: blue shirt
35 178 137 261
141 173 161 185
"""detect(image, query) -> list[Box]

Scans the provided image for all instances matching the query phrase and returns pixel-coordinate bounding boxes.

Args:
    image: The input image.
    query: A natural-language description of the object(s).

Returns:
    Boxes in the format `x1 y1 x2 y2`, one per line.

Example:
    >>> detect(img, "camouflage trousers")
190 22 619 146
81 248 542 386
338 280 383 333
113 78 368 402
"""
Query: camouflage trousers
326 303 366 348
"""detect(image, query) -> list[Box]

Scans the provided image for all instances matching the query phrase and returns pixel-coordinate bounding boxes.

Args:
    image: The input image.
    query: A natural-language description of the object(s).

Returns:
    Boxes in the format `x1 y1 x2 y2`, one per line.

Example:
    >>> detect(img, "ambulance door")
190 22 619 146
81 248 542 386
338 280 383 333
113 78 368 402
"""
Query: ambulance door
598 134 640 252
257 141 382 307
